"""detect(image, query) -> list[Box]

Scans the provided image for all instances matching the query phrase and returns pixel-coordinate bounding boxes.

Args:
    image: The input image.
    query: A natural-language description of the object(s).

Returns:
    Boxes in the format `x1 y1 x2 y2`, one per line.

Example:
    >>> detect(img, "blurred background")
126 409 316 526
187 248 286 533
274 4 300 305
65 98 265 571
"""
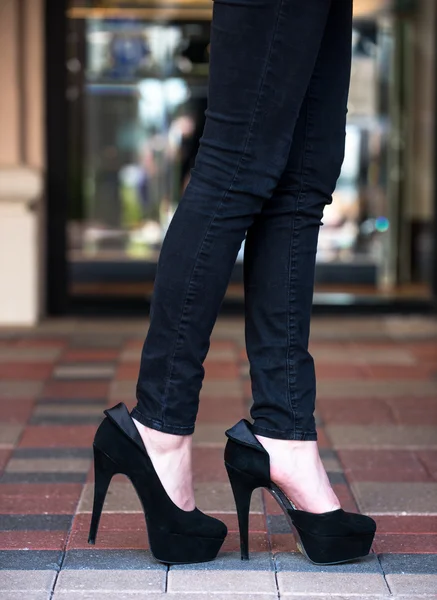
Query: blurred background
0 0 436 324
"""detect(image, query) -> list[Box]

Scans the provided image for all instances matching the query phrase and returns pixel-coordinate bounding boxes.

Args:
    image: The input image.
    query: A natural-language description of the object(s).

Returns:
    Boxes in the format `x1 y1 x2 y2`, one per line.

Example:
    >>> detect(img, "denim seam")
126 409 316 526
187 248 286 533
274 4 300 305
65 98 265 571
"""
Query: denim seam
160 0 286 426
285 93 311 438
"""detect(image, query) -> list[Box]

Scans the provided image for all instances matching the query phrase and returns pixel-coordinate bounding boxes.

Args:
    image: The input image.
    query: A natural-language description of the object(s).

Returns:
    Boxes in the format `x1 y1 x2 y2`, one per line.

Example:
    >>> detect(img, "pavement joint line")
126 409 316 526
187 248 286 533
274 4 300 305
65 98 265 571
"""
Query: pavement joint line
49 550 66 600
376 553 393 597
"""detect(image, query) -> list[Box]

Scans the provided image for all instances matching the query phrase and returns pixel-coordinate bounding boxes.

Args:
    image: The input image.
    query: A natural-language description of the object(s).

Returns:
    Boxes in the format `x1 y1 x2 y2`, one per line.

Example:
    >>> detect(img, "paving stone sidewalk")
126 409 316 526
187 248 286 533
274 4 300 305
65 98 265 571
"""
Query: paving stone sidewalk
0 315 436 599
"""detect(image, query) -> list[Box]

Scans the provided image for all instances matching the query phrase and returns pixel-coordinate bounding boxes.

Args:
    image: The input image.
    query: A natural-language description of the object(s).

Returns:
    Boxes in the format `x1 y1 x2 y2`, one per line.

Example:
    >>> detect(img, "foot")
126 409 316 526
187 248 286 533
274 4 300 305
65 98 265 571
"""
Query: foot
255 436 341 514
132 419 196 512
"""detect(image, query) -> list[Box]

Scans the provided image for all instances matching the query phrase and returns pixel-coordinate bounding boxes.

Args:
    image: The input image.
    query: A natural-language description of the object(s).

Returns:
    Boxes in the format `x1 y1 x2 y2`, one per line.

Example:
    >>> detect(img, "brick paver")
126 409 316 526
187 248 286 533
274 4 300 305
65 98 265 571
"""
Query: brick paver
0 316 436 599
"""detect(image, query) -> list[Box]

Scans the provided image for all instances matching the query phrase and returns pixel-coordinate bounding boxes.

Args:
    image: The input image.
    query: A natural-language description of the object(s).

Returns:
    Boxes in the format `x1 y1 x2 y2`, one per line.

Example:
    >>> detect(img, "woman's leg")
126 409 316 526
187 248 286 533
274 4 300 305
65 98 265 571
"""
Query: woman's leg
131 0 333 508
244 0 353 511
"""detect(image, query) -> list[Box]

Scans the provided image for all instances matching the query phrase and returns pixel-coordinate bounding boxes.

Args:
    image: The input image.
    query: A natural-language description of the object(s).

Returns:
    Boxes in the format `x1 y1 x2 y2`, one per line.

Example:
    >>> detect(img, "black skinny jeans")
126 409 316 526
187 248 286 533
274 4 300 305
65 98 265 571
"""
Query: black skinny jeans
132 0 353 440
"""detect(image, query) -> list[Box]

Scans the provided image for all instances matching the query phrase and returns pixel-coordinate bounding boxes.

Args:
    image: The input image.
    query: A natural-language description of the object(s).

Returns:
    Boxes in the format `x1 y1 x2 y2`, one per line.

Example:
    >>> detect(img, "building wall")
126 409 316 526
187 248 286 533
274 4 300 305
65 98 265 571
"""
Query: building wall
0 0 45 325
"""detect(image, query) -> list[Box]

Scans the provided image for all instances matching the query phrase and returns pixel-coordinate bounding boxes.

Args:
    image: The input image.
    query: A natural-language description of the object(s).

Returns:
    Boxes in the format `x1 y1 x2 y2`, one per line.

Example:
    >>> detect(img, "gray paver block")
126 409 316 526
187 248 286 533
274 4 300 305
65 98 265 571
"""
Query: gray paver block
193 424 229 446
0 515 72 531
0 381 43 399
77 482 142 513
195 482 263 513
201 380 243 398
379 553 437 574
352 482 437 513
54 595 277 600
62 550 165 570
0 551 63 570
0 348 61 362
319 381 437 399
0 425 23 447
326 425 437 449
392 597 437 600
53 365 115 379
0 594 50 600
167 570 277 593
386 574 437 596
277 571 390 596
280 597 395 600
170 552 273 571
0 571 56 592
55 570 165 593
275 552 383 573
281 597 394 600
6 458 91 473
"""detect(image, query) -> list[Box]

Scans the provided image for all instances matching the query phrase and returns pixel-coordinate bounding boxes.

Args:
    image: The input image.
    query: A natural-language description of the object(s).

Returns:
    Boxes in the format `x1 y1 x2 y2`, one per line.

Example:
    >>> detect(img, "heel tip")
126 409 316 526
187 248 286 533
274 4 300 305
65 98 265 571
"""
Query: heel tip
241 554 249 561
88 538 96 545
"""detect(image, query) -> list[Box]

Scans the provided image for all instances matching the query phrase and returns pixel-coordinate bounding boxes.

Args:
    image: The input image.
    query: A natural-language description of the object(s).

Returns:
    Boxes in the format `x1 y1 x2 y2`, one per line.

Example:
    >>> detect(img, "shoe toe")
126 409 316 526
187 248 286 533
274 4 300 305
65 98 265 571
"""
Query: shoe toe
205 514 228 539
345 511 376 534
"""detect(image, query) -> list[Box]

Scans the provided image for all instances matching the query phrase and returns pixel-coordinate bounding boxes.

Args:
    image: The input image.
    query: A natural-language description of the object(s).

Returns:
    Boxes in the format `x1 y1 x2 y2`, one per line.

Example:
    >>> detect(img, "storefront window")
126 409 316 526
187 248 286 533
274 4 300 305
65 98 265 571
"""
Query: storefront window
67 0 419 299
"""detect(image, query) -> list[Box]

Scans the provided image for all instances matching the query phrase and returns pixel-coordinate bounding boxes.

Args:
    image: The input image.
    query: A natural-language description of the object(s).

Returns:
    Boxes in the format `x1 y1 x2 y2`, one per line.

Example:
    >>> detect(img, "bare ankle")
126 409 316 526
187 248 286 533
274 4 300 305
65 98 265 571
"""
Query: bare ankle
132 419 192 454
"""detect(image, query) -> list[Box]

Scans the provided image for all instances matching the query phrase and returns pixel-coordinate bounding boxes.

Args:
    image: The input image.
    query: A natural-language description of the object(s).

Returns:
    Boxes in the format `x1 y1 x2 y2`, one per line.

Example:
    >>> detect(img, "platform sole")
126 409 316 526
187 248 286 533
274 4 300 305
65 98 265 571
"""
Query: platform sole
148 527 226 565
267 487 374 566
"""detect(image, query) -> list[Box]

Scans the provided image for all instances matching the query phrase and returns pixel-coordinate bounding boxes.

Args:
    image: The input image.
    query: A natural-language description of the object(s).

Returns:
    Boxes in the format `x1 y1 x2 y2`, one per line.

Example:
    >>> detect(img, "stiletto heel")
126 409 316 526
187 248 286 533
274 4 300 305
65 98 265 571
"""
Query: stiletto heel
88 446 119 544
224 419 376 565
225 464 257 559
88 403 227 564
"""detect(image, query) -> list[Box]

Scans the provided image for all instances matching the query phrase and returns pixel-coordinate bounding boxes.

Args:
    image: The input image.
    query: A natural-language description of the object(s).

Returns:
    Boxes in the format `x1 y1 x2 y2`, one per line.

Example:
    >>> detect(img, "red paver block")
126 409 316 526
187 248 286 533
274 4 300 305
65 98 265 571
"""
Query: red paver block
317 398 394 425
333 484 358 512
387 397 437 426
218 513 267 533
374 534 437 554
405 342 437 362
374 515 437 534
115 364 140 380
0 400 34 423
43 381 110 399
416 450 437 480
14 339 67 349
315 428 330 449
123 340 144 351
0 530 67 551
338 449 431 483
0 483 82 514
68 528 149 550
72 513 146 532
363 365 434 380
221 531 269 553
315 364 365 380
270 533 298 553
209 340 239 353
242 380 252 397
196 399 246 423
19 425 97 448
193 447 231 483
63 349 120 362
204 361 240 379
72 511 266 535
0 364 54 380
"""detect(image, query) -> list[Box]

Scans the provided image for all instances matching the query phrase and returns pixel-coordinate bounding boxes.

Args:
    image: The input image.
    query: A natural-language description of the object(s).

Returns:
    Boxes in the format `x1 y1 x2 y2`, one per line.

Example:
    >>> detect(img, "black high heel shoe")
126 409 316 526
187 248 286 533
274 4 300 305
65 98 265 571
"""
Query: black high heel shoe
224 419 376 565
88 402 227 564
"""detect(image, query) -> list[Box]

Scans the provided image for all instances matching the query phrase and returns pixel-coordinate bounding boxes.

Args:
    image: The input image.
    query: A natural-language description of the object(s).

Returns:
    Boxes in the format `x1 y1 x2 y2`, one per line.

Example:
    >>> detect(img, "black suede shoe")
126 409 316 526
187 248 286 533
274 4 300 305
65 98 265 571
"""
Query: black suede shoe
224 419 376 565
88 402 227 564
